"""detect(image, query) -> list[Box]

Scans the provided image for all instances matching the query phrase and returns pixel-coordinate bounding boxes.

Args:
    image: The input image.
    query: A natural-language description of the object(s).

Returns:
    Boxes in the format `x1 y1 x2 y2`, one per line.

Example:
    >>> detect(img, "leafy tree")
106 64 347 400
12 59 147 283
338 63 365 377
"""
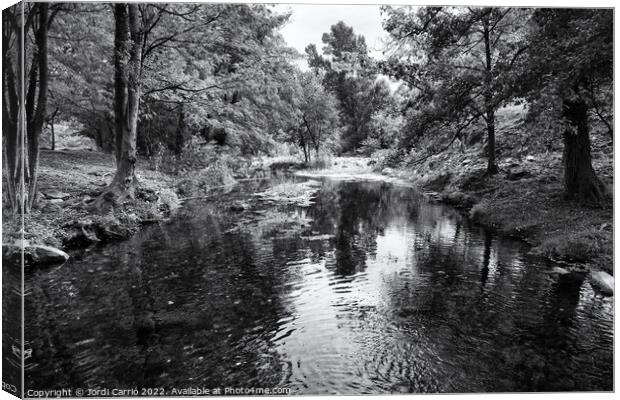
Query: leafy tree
306 21 390 153
518 9 612 203
47 4 115 151
297 72 340 161
93 3 144 211
48 3 295 162
382 6 529 174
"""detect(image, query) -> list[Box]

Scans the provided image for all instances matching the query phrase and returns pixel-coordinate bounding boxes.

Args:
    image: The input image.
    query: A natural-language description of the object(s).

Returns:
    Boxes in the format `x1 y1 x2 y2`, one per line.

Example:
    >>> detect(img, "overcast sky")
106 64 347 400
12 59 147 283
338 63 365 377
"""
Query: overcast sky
275 4 388 59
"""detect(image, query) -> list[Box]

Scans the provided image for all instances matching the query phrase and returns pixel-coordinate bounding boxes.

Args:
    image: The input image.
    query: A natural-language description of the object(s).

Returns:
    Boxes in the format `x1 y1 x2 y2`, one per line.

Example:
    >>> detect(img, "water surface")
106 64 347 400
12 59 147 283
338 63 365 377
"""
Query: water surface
24 177 613 393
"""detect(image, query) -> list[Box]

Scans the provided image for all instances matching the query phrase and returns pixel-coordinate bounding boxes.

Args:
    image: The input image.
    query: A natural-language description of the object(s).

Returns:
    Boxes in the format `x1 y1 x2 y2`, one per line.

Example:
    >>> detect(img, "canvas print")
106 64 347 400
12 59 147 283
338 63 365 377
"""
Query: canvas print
2 1 614 397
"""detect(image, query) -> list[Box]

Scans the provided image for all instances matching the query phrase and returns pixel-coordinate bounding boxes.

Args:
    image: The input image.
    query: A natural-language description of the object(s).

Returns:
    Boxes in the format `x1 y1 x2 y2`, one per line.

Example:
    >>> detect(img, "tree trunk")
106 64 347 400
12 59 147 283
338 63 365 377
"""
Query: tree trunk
97 4 143 212
26 3 49 211
482 16 498 175
50 122 55 151
2 6 22 212
299 130 308 163
485 110 498 174
113 3 129 166
562 98 607 203
2 4 49 212
175 105 185 154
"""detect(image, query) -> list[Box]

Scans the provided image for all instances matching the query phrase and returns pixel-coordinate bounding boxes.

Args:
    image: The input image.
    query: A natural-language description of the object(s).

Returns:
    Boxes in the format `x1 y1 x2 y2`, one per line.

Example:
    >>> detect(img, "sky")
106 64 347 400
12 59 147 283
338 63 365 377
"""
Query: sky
275 4 389 60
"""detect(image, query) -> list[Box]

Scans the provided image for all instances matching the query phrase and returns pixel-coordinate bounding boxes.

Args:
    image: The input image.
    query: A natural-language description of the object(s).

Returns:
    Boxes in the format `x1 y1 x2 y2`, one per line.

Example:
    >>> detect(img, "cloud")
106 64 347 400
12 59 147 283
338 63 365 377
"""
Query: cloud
276 4 387 57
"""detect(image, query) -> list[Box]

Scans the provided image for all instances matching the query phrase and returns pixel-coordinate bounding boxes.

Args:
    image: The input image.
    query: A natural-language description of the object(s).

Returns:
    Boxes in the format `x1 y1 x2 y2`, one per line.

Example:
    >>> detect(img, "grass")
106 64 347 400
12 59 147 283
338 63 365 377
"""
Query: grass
254 179 321 207
2 150 178 250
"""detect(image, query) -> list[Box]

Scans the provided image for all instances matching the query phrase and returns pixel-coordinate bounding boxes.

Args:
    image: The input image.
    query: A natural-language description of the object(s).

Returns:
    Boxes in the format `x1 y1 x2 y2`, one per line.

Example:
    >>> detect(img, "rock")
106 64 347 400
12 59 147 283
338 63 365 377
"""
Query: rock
39 202 62 213
549 267 570 275
382 167 394 175
590 271 614 295
26 245 70 265
442 191 477 209
49 198 64 204
525 155 536 162
3 244 69 267
506 168 531 181
42 190 70 200
230 201 249 212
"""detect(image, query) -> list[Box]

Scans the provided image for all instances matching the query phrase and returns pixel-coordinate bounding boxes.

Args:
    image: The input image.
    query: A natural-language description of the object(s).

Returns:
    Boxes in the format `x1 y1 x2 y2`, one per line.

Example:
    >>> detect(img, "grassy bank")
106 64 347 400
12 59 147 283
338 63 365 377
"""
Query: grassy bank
2 150 180 251
374 106 613 274
1 149 316 253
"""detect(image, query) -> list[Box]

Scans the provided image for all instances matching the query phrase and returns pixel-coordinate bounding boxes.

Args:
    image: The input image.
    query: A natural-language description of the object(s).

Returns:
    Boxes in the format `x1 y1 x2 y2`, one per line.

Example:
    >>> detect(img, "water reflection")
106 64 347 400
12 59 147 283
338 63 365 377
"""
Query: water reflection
24 178 613 393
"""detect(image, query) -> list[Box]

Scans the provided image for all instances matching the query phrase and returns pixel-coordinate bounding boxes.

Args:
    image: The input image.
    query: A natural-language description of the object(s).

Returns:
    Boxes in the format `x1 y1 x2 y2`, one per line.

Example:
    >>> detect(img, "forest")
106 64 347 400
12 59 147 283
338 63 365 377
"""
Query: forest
1 2 615 395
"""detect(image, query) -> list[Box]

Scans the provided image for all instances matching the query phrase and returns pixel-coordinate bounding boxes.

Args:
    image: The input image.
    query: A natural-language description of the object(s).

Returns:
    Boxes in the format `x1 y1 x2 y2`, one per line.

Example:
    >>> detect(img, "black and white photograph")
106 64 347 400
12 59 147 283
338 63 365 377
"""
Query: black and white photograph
1 0 615 397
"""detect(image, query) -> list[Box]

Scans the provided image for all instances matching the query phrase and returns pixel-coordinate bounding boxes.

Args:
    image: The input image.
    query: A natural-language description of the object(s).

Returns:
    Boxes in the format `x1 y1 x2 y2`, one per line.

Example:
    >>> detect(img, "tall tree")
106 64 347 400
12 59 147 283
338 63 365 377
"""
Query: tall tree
382 7 529 174
96 3 144 209
306 21 389 153
298 72 340 161
519 9 612 203
2 3 56 212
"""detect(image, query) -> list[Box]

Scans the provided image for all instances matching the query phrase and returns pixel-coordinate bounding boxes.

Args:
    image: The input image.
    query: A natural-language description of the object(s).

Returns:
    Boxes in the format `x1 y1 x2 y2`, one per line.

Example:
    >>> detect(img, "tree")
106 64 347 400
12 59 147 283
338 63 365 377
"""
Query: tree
2 3 57 212
47 3 116 152
519 9 612 203
306 21 390 153
298 72 340 161
94 3 144 210
382 7 529 174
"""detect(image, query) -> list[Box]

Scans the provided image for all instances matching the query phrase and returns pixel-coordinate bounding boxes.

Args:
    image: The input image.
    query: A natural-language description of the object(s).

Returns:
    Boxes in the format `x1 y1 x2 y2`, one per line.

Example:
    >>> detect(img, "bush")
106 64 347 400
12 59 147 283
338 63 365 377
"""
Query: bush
469 201 490 222
372 148 405 171
531 231 604 262
157 188 180 214
358 137 382 156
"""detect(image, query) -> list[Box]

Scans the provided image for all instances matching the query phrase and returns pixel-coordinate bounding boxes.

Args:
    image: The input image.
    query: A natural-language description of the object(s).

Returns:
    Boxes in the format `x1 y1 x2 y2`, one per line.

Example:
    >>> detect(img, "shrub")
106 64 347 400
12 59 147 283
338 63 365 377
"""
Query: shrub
358 137 382 156
469 201 490 222
532 231 604 262
372 148 405 171
157 188 180 214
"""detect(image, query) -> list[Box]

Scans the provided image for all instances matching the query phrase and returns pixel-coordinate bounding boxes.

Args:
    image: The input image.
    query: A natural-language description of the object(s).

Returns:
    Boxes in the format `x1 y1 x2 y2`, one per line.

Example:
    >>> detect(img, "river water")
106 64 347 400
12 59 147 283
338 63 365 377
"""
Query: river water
24 176 613 393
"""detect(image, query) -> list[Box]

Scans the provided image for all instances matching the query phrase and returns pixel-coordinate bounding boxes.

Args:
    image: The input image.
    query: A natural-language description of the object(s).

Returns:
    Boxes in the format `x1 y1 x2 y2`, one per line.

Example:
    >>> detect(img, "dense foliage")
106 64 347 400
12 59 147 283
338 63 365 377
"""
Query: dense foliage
2 4 613 213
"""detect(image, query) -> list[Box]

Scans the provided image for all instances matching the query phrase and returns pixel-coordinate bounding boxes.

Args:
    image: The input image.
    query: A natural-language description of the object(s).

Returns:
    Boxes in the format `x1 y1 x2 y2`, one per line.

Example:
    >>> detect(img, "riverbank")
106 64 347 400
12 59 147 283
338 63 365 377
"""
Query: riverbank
2 150 181 253
371 113 613 275
1 150 312 256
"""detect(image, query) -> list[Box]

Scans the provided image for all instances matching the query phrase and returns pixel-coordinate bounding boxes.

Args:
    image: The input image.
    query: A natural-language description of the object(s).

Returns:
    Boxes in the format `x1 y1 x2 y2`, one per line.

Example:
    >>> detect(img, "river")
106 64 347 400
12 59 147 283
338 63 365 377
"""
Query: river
23 174 613 393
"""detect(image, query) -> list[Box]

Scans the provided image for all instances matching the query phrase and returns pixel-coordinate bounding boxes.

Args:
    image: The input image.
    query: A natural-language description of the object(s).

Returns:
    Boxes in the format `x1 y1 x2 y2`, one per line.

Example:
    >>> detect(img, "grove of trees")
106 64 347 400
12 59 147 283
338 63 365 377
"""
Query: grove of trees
1 4 613 214
381 6 612 202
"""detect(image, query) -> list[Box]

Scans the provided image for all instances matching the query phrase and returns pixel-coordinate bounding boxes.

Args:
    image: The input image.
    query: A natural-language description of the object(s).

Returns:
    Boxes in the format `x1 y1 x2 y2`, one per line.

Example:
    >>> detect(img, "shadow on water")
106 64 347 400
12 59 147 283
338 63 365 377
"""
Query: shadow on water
24 177 613 393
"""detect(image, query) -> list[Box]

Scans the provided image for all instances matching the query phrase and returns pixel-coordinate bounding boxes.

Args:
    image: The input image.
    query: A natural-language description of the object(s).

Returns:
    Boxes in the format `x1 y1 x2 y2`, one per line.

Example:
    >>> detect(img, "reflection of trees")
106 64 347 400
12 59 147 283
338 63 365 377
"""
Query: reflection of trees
480 231 493 290
377 208 611 392
26 201 297 389
316 181 419 278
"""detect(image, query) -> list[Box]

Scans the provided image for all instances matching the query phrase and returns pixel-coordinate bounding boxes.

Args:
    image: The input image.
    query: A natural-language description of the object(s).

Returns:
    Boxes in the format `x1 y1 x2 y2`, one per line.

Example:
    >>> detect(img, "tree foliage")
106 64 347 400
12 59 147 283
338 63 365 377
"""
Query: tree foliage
516 8 613 202
306 21 391 153
382 6 530 173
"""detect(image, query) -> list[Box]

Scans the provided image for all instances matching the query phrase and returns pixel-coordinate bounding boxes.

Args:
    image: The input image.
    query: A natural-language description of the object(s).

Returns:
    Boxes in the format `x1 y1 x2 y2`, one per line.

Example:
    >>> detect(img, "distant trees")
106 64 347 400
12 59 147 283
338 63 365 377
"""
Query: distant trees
306 21 391 153
382 7 529 174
